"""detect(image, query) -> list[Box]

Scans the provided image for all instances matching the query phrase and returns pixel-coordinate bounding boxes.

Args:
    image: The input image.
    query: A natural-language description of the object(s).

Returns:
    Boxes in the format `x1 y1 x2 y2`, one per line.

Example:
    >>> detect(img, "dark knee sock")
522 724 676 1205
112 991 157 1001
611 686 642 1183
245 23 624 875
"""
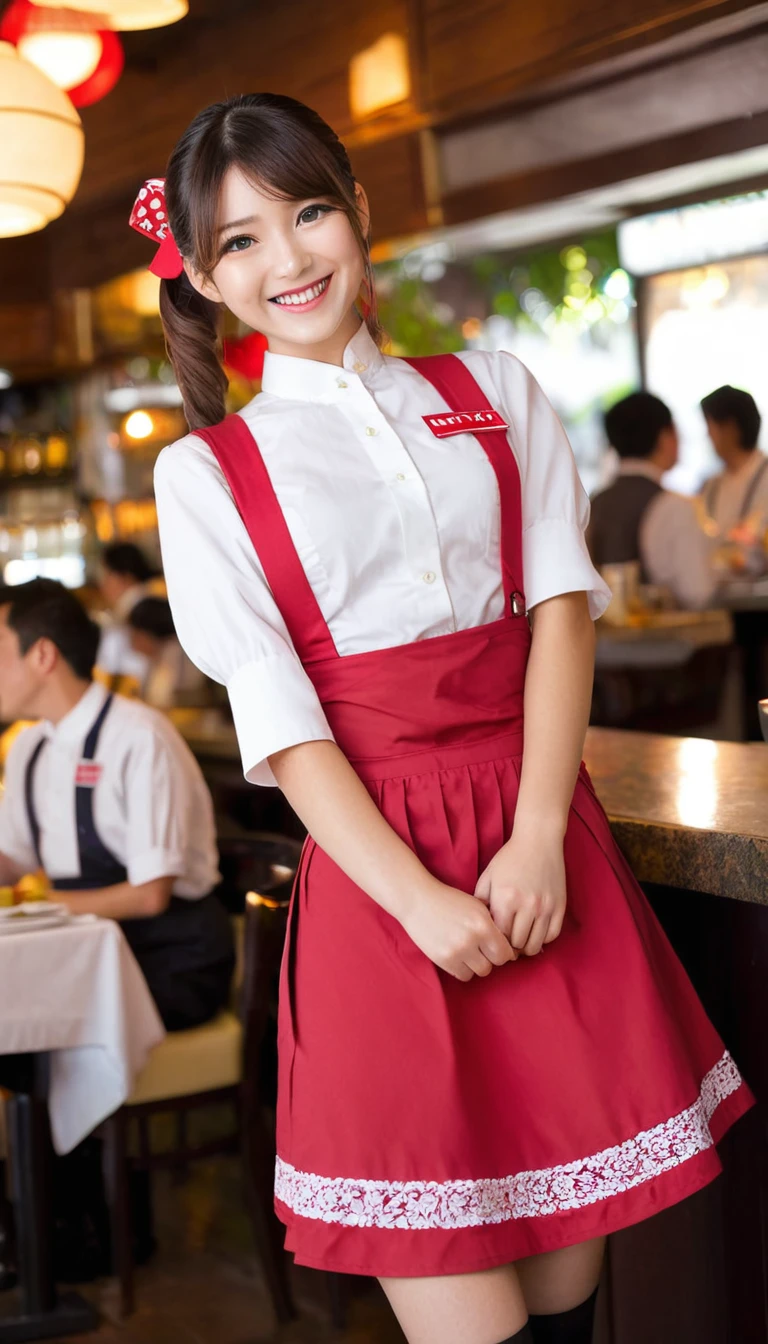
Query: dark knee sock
528 1288 598 1343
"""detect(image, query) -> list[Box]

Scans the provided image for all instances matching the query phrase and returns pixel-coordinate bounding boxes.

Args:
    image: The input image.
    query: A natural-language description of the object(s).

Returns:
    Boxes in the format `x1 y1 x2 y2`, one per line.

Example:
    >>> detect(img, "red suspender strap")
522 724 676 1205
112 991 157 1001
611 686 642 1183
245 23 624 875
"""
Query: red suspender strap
404 354 526 614
194 414 337 663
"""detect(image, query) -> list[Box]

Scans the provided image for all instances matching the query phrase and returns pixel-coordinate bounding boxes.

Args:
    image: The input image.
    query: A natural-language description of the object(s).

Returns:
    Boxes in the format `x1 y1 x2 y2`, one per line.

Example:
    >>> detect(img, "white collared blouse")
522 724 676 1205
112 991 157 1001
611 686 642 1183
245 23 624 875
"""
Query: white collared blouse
154 326 610 786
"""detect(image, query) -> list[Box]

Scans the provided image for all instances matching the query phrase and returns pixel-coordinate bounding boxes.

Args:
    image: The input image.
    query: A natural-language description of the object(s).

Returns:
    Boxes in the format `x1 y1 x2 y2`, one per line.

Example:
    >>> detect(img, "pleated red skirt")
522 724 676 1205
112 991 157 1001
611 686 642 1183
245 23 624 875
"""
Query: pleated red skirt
273 618 752 1276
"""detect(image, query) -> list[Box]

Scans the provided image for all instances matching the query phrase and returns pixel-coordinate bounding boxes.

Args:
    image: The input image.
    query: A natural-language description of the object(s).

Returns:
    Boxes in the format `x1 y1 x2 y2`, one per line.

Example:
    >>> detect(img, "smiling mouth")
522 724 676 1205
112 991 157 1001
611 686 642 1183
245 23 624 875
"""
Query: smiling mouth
269 275 332 308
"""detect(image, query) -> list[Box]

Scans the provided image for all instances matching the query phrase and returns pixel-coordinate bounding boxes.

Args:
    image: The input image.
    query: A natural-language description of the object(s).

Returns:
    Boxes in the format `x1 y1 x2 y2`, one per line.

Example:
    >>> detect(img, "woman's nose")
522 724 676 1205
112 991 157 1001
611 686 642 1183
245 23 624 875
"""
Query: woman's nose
271 235 312 281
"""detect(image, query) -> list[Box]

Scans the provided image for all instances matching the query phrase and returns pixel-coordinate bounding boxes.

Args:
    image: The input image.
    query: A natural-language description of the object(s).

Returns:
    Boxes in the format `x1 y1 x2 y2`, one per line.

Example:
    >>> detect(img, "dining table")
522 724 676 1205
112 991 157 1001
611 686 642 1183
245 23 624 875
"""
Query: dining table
0 910 164 1341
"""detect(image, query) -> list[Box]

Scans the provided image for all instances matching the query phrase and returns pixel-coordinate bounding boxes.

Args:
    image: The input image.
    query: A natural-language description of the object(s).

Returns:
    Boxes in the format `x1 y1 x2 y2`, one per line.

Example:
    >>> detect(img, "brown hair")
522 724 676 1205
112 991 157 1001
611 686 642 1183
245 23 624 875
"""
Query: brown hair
159 93 381 430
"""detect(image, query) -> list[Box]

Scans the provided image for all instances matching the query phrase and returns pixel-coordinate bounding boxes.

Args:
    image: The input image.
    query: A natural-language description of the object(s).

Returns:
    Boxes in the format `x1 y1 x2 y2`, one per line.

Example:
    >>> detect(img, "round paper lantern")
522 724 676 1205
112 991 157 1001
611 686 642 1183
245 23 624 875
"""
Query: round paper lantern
30 0 189 31
0 2 123 108
0 41 84 238
21 28 102 86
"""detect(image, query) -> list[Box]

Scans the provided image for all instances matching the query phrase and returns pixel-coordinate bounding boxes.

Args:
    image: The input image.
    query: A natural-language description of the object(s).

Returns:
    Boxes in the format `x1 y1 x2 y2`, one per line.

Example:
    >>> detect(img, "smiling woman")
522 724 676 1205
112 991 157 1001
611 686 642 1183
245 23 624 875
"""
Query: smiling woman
147 91 753 1344
154 93 380 430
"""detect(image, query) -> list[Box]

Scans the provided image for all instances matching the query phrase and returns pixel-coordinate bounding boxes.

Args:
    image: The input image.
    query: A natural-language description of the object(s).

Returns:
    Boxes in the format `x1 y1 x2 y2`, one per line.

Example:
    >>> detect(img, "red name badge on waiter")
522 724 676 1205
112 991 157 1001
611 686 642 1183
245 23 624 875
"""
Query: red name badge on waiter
75 762 102 787
423 409 509 438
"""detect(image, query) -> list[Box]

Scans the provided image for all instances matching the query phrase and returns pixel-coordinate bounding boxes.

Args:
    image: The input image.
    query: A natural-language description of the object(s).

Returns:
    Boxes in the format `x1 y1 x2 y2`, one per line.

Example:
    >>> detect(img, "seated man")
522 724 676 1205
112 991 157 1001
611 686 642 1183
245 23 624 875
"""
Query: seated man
588 391 717 610
96 541 156 690
0 578 234 1031
128 596 208 709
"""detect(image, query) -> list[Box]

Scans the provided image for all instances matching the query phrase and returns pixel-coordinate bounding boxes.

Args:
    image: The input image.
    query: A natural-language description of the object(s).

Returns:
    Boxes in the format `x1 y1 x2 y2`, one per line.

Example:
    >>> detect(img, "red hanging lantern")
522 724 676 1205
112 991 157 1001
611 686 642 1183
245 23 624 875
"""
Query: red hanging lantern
0 1 123 108
222 332 268 382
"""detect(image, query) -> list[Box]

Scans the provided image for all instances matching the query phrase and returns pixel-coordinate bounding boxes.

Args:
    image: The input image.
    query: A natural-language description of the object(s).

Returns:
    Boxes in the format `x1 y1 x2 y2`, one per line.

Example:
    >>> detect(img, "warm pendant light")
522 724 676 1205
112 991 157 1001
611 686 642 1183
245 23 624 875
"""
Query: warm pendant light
0 3 124 107
0 40 84 237
30 0 189 31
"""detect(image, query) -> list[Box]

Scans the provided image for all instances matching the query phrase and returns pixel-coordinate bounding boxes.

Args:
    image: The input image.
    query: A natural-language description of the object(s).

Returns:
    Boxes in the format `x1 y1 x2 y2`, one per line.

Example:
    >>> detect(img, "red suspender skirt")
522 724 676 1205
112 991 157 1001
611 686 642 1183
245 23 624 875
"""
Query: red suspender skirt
195 354 752 1277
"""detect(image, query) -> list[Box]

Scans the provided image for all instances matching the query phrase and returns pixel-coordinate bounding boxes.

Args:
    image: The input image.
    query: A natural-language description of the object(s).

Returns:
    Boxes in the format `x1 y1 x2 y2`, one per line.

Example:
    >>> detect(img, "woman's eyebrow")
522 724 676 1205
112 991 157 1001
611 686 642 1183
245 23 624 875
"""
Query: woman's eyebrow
218 214 261 234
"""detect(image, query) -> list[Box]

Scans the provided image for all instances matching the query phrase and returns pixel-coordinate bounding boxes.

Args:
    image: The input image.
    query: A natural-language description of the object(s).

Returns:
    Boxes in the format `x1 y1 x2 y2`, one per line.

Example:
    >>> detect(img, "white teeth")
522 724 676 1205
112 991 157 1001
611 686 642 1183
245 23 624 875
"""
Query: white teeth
273 277 329 306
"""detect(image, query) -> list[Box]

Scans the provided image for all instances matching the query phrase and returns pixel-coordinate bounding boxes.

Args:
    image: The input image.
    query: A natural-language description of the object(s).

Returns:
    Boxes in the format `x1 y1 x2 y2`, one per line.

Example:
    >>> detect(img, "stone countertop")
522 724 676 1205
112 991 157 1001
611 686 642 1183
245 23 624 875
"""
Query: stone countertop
583 728 768 905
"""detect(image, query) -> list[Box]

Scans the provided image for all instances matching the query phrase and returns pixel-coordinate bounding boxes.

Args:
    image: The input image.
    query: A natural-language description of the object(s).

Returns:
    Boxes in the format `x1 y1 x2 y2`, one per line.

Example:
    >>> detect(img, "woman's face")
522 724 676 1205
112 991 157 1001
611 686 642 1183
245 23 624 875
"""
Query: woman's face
188 167 368 362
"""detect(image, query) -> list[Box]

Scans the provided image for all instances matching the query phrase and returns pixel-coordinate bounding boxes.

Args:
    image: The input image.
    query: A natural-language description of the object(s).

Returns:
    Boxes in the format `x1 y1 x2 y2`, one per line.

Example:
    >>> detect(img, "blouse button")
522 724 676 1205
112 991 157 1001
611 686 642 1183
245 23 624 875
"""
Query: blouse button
396 473 406 482
336 378 348 389
353 361 368 373
365 426 378 437
422 571 436 584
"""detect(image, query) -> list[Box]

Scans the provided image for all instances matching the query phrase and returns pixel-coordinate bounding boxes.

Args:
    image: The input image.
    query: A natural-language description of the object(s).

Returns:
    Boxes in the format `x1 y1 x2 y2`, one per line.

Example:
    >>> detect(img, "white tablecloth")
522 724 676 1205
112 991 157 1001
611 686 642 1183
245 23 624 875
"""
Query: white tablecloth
0 917 164 1154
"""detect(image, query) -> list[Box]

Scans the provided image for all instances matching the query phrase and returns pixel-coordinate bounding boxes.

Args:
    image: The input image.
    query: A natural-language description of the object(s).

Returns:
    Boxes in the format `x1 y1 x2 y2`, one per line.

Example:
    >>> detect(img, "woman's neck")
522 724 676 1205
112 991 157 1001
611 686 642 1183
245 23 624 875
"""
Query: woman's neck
267 310 363 367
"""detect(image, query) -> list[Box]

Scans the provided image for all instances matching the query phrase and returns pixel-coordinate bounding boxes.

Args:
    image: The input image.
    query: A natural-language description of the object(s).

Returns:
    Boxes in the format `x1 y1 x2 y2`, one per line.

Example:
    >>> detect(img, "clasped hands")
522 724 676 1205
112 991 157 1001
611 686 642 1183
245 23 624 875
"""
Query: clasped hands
400 823 567 983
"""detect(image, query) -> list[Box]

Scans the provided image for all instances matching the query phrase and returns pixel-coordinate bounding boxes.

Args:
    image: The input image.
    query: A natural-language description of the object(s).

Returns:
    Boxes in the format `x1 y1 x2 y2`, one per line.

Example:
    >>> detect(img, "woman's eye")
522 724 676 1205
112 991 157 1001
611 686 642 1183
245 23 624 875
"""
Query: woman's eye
298 204 332 225
225 235 253 253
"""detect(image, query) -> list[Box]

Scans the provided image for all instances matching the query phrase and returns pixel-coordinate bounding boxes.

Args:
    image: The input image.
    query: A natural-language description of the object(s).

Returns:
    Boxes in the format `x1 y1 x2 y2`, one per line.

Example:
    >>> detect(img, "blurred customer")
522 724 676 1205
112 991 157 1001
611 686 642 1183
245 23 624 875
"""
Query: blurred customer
96 542 155 686
589 392 717 609
128 596 208 709
0 579 234 1031
700 385 768 538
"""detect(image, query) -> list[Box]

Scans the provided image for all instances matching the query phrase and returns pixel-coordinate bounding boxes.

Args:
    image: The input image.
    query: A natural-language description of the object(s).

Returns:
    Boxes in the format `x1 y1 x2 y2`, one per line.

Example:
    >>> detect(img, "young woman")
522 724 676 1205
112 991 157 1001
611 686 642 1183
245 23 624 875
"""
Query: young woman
143 94 752 1344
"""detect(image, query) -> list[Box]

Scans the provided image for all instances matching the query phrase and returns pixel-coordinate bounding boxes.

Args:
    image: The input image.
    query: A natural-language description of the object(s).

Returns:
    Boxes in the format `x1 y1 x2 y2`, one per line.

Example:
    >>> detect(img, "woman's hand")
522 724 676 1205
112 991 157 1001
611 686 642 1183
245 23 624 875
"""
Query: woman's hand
400 879 517 982
474 823 567 957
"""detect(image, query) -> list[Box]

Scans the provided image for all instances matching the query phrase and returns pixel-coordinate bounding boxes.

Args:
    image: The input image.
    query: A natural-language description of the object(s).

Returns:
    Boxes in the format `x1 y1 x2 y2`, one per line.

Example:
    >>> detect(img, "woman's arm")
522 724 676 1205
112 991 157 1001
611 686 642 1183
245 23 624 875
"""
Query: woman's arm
269 740 515 981
474 591 595 955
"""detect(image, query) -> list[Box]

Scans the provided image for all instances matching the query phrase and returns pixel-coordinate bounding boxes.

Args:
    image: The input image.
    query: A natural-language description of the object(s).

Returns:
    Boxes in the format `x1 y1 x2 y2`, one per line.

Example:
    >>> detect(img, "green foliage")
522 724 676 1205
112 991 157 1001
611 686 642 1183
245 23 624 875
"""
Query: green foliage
374 230 630 354
375 273 464 356
474 233 626 332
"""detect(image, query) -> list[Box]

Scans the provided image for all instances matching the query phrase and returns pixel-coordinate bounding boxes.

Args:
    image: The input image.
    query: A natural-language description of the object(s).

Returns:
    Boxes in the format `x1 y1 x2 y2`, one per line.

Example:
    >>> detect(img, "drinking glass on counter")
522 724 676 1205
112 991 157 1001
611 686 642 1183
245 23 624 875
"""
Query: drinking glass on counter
599 561 641 626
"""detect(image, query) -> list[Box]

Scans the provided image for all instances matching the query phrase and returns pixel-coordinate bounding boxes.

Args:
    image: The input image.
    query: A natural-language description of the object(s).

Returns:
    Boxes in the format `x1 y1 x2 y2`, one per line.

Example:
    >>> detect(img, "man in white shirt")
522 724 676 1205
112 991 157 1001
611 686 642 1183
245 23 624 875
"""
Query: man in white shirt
127 596 208 709
588 392 717 610
0 578 233 1031
96 542 155 687
700 385 768 537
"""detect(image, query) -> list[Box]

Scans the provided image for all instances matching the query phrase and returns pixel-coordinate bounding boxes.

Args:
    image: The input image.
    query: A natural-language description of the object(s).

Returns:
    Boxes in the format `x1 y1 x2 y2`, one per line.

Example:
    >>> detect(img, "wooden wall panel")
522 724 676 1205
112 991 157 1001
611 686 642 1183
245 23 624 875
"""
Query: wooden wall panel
0 304 53 376
420 0 764 118
350 133 429 243
73 0 411 211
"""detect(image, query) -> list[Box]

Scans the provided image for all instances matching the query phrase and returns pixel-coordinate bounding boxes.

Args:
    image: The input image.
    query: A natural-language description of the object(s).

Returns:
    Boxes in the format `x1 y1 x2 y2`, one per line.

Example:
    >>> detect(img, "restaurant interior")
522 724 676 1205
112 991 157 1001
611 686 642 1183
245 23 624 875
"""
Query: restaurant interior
1 1 768 1342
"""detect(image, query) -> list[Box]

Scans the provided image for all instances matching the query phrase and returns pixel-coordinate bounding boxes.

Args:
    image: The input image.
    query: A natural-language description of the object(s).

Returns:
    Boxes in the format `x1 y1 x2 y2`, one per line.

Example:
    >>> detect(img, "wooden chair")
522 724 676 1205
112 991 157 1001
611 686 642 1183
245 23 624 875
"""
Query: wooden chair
101 832 302 1323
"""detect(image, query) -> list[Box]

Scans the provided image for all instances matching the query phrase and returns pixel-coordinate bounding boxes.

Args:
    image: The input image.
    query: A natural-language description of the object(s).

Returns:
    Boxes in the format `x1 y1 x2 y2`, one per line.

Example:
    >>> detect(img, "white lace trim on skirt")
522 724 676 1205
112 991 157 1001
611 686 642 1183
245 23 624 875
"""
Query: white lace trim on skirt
274 1052 743 1230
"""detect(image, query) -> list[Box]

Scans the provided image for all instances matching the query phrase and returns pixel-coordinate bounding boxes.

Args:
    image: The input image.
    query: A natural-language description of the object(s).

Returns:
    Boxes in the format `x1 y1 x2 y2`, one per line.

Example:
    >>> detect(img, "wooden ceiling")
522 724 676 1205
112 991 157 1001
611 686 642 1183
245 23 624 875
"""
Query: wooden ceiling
1 0 767 375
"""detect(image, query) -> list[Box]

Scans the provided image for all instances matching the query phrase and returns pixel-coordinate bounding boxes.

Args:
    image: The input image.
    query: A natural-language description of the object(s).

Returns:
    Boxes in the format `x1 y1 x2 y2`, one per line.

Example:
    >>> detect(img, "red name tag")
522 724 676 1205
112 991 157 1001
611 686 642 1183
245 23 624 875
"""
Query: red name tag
75 762 102 787
423 409 509 438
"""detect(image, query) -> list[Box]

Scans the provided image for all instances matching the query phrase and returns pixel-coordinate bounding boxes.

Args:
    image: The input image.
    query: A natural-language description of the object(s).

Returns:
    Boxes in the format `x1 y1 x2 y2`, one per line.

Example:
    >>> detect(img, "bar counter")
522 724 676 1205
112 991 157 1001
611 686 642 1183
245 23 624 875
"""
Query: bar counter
584 727 768 904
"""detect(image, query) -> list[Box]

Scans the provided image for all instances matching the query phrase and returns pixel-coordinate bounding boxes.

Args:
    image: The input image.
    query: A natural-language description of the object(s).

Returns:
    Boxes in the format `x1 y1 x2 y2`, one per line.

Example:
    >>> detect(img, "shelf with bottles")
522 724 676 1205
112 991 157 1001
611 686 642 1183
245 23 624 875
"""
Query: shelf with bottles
0 432 74 484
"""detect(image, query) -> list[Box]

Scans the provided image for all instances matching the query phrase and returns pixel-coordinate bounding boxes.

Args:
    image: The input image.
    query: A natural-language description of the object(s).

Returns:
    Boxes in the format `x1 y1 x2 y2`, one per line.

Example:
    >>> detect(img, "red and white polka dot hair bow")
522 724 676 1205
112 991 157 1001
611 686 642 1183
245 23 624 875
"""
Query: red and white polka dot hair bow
129 178 184 279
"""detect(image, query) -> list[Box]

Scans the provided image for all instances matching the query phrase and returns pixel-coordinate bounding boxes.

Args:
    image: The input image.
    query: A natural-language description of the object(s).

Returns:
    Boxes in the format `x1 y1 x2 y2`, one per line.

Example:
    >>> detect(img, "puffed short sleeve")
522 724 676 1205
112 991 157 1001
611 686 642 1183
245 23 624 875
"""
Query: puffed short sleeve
154 436 335 786
463 351 611 619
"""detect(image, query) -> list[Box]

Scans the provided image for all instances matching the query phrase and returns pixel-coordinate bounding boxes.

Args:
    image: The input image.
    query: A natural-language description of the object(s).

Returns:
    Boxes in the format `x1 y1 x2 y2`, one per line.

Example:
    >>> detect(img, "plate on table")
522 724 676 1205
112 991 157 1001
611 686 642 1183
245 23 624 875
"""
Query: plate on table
0 902 70 934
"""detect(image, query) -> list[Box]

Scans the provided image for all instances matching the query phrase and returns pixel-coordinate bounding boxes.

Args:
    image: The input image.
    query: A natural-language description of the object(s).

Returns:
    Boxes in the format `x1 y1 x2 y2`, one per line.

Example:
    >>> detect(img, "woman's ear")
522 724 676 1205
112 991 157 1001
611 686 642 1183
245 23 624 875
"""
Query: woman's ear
183 258 224 304
354 183 371 239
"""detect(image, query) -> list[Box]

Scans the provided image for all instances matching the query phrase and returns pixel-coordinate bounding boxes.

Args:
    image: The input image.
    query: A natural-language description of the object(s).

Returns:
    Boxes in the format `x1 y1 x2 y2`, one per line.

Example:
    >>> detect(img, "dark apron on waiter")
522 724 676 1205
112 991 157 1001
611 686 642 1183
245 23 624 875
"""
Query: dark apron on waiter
24 693 234 1031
